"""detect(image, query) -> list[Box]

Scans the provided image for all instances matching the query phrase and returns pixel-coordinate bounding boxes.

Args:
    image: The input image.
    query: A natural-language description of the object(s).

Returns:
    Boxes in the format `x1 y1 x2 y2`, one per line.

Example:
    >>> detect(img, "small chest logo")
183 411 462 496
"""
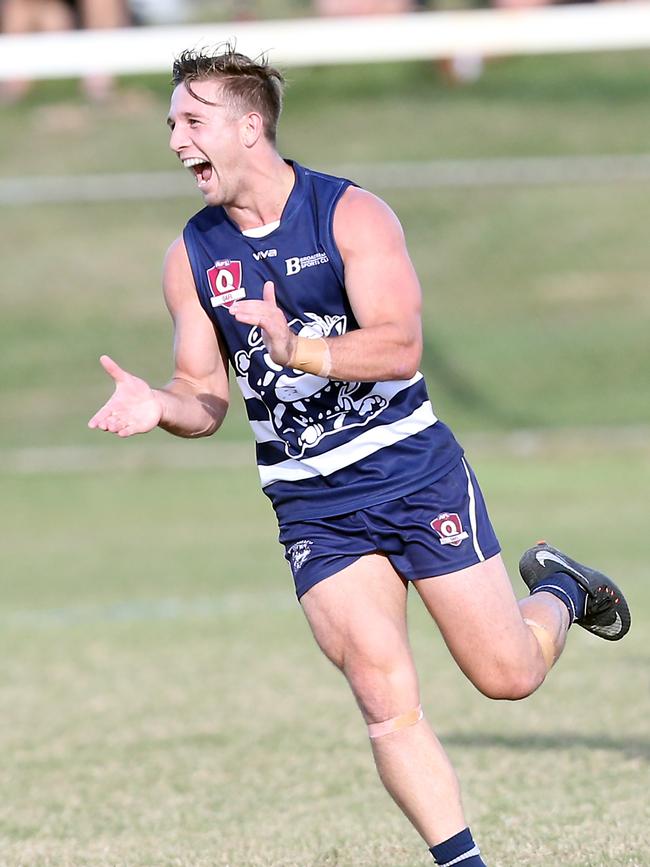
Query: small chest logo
253 249 277 261
430 513 469 547
206 260 246 308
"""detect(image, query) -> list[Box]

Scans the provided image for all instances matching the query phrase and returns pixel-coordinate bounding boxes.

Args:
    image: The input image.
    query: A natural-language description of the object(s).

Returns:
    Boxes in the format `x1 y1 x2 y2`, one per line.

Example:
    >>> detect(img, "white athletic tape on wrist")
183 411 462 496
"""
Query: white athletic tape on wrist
289 336 332 378
367 705 424 739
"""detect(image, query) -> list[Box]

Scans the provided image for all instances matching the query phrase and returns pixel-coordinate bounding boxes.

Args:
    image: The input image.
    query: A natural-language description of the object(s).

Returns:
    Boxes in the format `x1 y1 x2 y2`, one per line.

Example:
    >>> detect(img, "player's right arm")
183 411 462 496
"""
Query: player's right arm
88 237 229 438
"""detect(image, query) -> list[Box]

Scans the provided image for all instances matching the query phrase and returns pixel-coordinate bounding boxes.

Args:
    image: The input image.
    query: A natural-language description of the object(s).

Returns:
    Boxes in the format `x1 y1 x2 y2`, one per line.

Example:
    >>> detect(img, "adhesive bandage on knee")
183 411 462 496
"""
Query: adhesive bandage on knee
523 617 557 670
289 336 332 378
367 705 424 739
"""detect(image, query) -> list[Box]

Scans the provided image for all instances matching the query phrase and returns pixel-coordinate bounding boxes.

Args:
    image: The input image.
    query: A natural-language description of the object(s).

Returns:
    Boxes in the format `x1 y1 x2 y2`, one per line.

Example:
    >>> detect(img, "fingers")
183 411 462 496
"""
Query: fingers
87 404 137 435
87 403 119 431
99 354 128 383
230 281 277 322
229 301 269 327
89 357 160 435
262 280 276 305
88 396 110 429
89 356 127 430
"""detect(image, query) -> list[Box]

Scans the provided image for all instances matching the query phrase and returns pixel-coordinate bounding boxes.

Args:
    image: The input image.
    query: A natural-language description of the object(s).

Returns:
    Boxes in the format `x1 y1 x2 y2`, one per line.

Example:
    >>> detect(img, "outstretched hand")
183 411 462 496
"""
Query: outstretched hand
88 355 162 437
229 281 297 367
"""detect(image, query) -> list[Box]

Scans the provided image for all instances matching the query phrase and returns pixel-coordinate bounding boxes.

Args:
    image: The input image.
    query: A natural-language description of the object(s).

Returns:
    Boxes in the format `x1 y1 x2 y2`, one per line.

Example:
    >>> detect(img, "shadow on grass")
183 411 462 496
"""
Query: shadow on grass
442 731 649 762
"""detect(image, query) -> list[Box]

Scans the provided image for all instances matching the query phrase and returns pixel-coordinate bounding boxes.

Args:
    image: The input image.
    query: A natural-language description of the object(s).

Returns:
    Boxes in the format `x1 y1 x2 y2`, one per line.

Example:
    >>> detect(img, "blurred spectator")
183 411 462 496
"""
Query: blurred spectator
315 0 416 14
0 0 128 103
493 0 549 6
77 0 129 100
129 0 187 25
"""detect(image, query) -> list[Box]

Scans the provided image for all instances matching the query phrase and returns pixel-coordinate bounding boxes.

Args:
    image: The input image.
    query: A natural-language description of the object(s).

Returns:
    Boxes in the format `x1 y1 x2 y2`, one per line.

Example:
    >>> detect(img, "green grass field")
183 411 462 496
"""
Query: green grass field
1 50 649 866
2 448 648 866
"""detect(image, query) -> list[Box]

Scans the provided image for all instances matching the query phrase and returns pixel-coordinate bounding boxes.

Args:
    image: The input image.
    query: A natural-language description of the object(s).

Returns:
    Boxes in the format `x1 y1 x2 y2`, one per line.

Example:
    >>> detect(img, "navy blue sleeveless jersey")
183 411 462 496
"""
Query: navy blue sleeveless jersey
183 161 463 523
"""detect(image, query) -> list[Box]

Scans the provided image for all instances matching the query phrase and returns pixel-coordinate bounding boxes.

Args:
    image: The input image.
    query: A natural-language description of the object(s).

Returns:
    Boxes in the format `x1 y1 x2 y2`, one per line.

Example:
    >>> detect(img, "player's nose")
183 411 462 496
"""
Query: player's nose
168 124 188 153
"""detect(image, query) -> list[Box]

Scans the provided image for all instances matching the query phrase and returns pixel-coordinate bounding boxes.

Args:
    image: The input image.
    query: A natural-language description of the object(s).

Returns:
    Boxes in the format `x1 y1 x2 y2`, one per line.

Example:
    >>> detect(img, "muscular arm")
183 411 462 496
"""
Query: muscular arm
327 186 423 381
156 236 229 437
230 187 423 383
88 237 229 438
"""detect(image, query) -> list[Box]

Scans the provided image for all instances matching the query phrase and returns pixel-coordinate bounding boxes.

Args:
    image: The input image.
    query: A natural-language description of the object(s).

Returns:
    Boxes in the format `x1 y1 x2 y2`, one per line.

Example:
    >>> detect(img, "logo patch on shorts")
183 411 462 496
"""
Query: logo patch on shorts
288 539 313 573
430 513 469 547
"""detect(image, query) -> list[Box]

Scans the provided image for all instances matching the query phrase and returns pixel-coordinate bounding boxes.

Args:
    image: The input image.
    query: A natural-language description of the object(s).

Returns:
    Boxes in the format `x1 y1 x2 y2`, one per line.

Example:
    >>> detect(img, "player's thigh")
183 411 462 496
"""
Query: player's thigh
300 552 409 666
414 553 536 690
300 553 420 718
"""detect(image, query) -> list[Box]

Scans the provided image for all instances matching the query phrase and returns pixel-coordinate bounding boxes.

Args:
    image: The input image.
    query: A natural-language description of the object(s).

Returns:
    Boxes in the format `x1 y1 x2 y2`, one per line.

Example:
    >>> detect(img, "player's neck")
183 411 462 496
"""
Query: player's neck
225 153 295 233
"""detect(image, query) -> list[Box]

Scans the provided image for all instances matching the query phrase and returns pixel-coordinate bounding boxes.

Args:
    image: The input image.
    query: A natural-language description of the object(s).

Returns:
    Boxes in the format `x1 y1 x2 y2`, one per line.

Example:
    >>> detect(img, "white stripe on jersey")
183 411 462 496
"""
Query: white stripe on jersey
241 372 425 444
258 400 437 487
249 419 283 444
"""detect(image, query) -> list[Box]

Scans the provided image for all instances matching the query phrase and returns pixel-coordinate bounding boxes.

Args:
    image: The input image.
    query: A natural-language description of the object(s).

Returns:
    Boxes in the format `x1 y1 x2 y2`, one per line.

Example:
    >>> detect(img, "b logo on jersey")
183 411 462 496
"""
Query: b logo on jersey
430 512 469 547
207 260 246 308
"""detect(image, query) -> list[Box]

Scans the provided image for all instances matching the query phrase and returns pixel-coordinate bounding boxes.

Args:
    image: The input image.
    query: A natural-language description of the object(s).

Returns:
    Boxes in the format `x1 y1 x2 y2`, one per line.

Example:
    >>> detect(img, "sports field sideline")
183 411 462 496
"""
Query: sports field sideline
0 50 648 866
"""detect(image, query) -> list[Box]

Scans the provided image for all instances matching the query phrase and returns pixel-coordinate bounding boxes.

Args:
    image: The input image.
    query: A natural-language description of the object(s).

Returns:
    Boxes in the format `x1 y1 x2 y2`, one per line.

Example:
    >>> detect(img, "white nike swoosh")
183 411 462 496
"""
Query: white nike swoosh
535 549 587 583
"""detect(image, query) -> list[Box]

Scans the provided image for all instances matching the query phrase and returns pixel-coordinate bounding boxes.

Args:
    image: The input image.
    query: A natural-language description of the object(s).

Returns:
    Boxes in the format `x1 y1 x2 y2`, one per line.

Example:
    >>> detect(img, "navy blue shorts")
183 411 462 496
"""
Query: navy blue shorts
278 457 501 599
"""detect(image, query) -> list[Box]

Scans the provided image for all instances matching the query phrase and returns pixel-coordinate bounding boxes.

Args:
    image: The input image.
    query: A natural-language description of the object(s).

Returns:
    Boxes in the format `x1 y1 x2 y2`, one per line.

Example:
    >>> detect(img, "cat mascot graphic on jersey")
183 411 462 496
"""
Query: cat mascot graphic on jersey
233 313 388 459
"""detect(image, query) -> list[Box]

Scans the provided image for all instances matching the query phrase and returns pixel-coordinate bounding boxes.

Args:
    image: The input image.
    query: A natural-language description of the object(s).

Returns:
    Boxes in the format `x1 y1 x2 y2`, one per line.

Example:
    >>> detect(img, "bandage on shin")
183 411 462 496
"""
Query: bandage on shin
523 617 557 670
289 336 331 378
367 705 423 739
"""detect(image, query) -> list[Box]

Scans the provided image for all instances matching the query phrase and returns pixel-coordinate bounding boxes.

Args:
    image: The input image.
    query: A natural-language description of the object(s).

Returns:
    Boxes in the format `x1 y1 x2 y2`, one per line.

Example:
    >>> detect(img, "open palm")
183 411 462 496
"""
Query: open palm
88 355 162 437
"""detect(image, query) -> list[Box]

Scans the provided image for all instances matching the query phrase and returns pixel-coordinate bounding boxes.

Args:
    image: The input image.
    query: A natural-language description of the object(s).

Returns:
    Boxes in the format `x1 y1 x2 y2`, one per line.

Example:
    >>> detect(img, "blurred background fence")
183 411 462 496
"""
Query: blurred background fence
4 3 650 81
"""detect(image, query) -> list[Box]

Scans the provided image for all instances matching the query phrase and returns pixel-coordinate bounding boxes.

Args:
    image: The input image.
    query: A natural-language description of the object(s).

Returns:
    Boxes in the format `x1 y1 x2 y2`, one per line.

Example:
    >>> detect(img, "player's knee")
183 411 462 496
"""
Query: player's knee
342 650 418 720
471 661 542 701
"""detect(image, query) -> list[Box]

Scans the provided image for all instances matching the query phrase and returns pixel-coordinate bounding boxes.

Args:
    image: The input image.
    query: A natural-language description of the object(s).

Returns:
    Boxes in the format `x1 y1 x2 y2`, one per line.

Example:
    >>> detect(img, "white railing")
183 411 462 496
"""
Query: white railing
2 3 650 81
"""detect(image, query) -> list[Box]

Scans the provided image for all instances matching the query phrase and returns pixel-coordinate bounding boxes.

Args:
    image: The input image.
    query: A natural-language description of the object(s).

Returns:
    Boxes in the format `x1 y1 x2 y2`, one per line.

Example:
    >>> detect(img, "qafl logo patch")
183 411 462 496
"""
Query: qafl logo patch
207 259 246 308
430 513 469 547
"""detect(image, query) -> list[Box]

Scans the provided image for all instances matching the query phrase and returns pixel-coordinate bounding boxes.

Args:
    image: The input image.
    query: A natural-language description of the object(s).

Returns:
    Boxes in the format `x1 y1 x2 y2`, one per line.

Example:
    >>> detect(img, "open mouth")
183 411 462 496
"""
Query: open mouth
182 157 213 188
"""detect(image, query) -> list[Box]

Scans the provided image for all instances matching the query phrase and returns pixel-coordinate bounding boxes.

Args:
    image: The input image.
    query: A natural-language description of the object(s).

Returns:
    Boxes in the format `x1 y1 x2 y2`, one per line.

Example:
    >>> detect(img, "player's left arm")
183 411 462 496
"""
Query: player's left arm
229 187 423 382
327 185 423 381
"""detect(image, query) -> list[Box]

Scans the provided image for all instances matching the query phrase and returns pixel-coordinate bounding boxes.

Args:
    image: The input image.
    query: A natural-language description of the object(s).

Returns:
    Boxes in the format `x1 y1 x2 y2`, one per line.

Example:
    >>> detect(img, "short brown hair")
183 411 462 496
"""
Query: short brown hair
172 45 285 144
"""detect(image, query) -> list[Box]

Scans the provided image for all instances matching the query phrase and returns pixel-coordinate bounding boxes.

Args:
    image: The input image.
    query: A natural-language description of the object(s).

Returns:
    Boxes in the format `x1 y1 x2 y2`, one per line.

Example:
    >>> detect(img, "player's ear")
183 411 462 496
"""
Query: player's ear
240 111 264 148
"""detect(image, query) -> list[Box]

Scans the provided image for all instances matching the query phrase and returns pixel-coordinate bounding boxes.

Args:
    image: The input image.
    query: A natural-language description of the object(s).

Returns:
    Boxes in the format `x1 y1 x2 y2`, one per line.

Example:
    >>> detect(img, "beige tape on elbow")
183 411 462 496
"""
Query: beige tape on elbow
367 705 424 739
523 617 557 671
289 336 332 378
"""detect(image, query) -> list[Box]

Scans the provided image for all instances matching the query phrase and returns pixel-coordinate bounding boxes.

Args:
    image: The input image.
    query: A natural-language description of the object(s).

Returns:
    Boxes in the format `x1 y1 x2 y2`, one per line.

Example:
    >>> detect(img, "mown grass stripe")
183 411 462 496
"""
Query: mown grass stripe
1 425 648 474
0 591 295 628
4 155 650 205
